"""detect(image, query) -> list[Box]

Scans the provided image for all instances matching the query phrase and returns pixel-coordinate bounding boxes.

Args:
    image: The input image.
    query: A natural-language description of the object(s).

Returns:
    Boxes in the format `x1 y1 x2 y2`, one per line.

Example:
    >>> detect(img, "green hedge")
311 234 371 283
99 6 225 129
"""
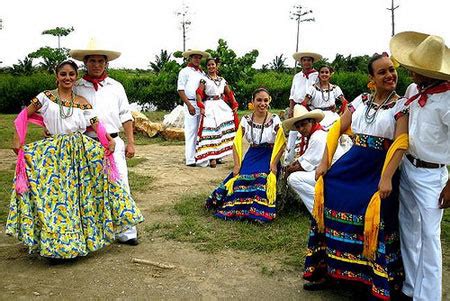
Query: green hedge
0 73 55 113
0 68 412 113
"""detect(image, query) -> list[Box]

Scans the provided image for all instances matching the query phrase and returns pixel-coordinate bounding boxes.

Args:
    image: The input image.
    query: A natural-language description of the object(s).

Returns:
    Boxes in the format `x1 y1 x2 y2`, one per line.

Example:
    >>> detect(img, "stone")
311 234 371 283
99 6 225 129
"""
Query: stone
132 111 163 138
161 128 185 141
163 105 185 128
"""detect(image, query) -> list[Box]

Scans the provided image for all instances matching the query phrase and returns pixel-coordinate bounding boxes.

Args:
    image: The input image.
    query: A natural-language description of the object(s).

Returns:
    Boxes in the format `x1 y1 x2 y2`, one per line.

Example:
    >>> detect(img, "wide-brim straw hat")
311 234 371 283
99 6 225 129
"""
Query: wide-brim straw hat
282 105 324 131
390 31 450 81
293 52 322 62
69 38 121 62
182 49 210 59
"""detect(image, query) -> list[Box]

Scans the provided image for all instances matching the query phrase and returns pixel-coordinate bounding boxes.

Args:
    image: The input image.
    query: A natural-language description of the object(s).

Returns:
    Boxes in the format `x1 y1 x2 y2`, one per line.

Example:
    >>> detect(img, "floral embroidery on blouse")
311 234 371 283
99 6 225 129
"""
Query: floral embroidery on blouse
244 115 275 129
31 97 42 108
89 116 99 125
44 90 93 110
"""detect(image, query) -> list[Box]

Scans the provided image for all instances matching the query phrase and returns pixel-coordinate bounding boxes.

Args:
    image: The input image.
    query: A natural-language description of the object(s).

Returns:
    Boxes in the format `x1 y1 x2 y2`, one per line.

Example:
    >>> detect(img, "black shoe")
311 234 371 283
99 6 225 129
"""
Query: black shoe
187 163 196 167
303 278 332 291
118 238 139 246
395 292 413 301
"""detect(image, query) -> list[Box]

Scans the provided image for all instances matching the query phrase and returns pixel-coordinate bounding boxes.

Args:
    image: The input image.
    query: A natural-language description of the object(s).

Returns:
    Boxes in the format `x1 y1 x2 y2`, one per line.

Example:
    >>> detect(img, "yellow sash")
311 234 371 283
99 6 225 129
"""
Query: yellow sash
363 133 408 260
312 118 408 260
225 123 286 205
313 118 352 232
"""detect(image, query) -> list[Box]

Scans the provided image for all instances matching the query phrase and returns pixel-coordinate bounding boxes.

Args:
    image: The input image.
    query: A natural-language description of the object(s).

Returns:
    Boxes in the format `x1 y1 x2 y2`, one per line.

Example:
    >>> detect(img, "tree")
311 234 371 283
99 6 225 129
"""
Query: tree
206 39 259 102
28 47 69 73
270 54 287 72
149 50 173 73
42 26 74 49
9 56 35 75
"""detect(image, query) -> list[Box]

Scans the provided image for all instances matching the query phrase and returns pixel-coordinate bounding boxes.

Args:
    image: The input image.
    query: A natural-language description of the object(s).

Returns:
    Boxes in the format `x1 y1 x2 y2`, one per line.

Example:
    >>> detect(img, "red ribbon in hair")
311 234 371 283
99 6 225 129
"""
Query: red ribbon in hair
83 72 108 91
303 68 317 79
405 81 450 107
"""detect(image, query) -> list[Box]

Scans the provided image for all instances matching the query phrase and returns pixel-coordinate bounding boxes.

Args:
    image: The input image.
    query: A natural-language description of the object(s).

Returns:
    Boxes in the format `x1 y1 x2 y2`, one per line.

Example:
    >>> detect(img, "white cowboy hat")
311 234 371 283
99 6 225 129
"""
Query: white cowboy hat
282 105 324 131
293 51 322 63
182 49 211 59
390 31 450 81
69 38 121 62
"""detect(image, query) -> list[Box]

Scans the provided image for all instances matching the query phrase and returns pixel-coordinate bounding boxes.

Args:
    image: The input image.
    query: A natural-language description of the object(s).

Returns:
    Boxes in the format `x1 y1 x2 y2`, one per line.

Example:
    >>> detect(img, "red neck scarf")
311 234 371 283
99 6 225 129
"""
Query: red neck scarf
303 68 317 79
83 72 108 91
188 63 203 72
405 81 450 107
298 123 324 156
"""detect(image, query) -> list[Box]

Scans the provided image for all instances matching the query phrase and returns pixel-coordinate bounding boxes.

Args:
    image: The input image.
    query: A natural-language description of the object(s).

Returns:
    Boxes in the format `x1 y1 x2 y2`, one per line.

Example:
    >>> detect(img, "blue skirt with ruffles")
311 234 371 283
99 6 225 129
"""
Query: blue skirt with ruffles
206 145 276 222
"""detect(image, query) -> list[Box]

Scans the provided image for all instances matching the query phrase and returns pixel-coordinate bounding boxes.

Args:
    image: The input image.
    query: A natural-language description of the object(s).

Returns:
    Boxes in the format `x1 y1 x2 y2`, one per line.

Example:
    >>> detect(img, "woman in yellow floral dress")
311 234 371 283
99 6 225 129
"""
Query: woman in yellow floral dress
6 60 144 259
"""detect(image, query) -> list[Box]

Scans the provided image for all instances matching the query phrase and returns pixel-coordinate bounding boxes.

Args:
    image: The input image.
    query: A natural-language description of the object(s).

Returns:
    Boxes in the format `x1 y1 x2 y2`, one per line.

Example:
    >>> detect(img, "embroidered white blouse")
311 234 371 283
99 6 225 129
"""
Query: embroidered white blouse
177 66 206 100
240 114 282 145
32 90 96 135
306 84 344 109
74 77 132 134
289 71 318 103
349 93 405 140
202 75 226 98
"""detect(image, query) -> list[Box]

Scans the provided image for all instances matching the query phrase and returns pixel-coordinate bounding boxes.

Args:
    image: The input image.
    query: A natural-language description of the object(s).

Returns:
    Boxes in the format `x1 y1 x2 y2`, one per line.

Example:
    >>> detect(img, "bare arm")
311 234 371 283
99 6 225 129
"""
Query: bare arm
178 90 195 116
378 115 408 199
12 103 40 153
123 120 135 158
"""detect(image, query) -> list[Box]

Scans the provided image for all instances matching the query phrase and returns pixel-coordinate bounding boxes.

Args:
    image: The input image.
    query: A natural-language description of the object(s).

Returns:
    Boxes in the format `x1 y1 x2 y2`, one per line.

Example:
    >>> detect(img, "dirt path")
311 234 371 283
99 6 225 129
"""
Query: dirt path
0 146 448 300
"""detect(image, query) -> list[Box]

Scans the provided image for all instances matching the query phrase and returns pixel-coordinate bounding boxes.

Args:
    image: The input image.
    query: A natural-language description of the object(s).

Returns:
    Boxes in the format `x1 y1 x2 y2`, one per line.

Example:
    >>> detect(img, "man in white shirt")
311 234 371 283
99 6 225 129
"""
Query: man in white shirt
70 42 139 245
391 31 450 301
282 105 326 214
287 52 322 154
177 49 209 166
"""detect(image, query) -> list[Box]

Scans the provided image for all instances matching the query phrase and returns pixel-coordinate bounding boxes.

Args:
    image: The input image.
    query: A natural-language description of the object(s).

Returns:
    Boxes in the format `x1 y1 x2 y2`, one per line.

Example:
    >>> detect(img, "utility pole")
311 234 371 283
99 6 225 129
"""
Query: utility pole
176 3 191 52
387 0 399 37
290 4 315 68
0 18 3 65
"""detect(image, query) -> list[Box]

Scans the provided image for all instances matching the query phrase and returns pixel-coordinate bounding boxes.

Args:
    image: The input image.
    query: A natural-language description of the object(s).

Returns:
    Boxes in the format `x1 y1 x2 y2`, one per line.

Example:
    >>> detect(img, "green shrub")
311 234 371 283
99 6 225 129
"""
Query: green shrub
0 73 55 113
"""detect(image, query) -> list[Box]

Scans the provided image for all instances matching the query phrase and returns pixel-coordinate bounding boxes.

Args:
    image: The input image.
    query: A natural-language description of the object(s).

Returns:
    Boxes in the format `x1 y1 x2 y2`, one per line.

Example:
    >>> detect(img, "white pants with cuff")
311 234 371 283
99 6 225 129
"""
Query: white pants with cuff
184 101 201 165
113 136 137 241
287 170 316 214
399 157 447 301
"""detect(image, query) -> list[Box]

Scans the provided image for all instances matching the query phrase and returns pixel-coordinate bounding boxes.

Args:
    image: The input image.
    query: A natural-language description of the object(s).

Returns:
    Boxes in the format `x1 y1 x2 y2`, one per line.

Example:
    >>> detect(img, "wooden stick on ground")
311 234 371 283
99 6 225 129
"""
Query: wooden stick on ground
131 258 176 269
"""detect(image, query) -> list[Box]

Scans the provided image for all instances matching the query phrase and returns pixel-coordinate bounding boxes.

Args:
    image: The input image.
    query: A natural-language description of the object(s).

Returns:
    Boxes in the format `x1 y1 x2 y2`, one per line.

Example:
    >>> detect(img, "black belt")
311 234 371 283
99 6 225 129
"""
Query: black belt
406 154 444 169
90 132 118 141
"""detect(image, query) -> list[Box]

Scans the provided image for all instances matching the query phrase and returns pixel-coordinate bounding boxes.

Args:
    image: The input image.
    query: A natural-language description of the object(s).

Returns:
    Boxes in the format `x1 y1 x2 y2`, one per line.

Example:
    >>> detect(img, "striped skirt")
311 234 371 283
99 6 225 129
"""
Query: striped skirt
195 99 235 164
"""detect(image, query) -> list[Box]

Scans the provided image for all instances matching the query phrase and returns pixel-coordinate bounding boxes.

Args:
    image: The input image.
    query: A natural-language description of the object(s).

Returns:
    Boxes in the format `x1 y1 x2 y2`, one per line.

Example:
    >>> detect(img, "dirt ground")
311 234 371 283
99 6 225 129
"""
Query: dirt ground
0 145 449 300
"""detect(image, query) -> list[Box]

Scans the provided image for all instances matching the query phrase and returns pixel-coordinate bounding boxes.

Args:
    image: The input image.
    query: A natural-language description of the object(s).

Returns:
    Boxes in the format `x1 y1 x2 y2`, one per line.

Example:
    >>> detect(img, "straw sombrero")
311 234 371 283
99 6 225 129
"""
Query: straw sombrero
282 105 324 131
69 38 121 62
293 52 322 63
182 49 210 59
390 31 450 81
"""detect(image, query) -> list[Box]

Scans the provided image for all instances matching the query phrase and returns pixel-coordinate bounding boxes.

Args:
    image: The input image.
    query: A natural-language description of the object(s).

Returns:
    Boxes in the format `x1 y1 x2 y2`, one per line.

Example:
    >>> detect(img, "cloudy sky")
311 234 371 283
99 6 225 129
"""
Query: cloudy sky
1 0 449 69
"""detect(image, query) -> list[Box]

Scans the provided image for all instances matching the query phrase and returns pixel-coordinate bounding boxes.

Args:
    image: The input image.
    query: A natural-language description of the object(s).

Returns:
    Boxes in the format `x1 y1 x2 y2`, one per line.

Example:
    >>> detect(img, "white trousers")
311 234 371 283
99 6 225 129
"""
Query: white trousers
113 137 137 241
286 131 298 157
399 157 447 300
184 101 201 165
287 170 316 214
